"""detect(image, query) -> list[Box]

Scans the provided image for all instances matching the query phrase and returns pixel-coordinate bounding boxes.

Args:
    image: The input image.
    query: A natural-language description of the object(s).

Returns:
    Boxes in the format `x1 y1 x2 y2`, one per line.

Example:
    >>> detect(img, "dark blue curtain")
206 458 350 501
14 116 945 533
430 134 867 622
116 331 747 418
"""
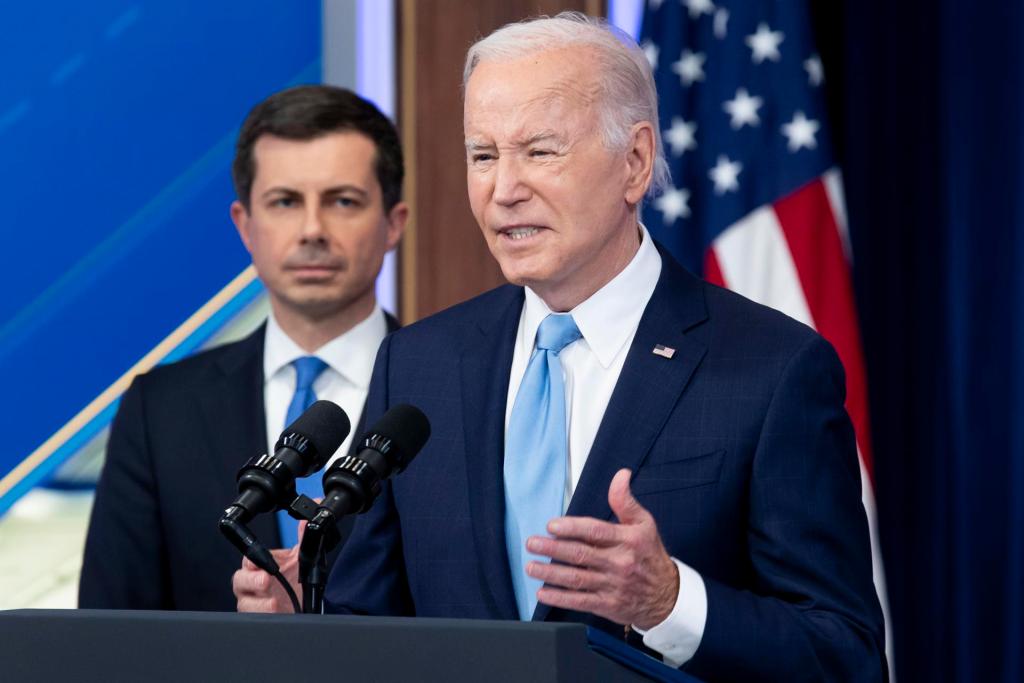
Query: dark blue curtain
815 1 1024 680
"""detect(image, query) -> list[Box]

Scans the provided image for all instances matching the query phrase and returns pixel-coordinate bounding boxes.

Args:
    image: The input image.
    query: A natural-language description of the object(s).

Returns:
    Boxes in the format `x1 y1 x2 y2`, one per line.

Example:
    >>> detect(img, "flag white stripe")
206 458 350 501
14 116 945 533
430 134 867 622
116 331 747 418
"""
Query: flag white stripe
712 205 815 328
823 168 853 263
859 449 895 677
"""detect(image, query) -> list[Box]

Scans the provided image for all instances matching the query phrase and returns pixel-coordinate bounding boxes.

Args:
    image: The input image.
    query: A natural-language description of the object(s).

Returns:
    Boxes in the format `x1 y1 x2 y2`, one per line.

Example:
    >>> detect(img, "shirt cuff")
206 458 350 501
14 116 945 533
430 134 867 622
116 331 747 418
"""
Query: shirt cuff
631 558 707 668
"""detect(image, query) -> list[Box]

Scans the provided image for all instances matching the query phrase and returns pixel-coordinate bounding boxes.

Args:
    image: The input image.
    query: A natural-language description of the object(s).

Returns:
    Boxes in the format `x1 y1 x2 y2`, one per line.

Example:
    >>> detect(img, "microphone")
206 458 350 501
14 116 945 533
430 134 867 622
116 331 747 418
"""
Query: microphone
219 400 349 612
318 403 431 521
224 400 350 523
298 403 430 613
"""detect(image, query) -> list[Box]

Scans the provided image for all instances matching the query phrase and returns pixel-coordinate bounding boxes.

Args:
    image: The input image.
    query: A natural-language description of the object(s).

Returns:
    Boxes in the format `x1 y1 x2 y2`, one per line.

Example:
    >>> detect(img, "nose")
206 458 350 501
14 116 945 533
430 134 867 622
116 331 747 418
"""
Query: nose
299 206 327 243
492 155 531 207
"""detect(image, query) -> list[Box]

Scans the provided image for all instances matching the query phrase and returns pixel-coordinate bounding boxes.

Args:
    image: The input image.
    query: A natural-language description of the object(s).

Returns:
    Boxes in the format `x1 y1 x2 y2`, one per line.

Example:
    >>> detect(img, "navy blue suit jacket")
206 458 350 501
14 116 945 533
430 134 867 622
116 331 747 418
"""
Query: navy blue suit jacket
324 252 885 682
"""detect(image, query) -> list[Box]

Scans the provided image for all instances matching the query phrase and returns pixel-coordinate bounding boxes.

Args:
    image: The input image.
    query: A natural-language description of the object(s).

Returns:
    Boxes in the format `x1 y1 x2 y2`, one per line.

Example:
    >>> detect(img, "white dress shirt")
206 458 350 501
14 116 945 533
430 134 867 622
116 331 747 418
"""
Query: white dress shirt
504 226 708 667
263 307 388 466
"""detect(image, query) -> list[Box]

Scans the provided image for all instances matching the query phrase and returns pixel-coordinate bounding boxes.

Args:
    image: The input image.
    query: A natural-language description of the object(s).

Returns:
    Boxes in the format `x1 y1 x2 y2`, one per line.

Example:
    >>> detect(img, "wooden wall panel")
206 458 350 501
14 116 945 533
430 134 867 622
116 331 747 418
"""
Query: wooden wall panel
399 0 605 323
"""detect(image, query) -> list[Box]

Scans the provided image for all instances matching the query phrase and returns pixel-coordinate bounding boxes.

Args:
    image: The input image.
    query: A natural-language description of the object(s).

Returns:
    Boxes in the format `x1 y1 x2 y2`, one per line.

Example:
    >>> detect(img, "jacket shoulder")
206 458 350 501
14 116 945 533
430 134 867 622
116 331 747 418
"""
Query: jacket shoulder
388 284 522 344
699 279 827 359
131 328 262 396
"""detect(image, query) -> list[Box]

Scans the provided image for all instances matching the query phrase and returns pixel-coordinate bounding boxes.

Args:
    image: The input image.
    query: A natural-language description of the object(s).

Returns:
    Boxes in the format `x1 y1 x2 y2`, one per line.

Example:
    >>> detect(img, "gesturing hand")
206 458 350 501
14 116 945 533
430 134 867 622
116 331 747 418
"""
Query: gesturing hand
525 468 679 629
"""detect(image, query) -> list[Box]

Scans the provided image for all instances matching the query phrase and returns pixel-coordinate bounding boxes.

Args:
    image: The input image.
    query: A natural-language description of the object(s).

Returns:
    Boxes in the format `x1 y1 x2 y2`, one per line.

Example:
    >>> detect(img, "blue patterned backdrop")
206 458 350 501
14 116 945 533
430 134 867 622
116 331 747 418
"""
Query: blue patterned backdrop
0 1 319 496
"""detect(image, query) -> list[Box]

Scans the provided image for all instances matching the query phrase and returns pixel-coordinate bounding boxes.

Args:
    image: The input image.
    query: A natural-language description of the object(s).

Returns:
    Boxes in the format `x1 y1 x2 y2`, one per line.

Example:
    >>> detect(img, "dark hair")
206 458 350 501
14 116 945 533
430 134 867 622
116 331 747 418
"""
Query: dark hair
232 85 404 210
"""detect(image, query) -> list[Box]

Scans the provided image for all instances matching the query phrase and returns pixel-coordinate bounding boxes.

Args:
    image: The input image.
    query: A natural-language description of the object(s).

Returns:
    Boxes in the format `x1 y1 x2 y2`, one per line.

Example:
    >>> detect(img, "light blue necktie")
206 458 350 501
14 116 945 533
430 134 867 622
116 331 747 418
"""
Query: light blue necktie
504 313 582 619
276 356 329 548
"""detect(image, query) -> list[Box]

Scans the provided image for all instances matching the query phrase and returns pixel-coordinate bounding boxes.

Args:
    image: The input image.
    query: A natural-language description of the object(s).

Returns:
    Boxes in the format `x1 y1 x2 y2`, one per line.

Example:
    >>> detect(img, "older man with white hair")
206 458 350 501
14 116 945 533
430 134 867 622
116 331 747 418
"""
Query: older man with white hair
241 12 885 681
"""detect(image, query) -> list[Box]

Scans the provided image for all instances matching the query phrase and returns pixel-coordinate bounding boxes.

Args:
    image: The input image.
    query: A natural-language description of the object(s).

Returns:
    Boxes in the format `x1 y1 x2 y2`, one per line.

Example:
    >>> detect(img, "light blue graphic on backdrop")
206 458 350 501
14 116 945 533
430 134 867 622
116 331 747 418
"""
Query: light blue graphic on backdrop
0 1 320 482
0 278 267 517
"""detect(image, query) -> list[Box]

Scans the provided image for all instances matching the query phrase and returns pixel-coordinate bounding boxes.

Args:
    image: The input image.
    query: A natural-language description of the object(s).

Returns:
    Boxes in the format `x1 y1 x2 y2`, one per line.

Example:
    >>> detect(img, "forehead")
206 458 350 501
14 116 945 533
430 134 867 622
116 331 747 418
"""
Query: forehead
251 131 378 189
464 46 601 141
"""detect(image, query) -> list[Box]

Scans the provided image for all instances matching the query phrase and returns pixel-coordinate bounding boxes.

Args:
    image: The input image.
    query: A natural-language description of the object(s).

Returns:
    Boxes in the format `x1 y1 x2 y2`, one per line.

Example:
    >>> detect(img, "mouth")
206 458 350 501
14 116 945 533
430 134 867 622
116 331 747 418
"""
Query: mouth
497 225 547 242
285 263 343 280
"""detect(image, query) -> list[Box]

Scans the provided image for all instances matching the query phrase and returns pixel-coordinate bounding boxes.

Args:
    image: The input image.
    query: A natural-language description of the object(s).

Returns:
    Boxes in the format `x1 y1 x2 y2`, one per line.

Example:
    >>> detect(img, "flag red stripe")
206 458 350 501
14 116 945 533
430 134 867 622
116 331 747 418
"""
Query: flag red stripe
703 247 726 287
772 179 875 484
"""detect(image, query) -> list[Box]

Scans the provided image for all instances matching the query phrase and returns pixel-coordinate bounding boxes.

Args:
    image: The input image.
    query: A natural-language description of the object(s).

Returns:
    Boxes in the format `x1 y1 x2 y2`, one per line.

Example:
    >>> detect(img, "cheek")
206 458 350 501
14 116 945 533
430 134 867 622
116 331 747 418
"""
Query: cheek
571 173 619 225
342 219 390 262
245 216 293 263
466 175 489 219
246 232 279 268
533 164 586 210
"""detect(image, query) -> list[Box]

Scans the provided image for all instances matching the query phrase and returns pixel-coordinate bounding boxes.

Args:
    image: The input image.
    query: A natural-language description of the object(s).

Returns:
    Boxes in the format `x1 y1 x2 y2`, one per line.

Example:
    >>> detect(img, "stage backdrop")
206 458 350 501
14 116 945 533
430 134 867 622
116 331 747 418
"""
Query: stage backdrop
0 0 320 510
835 2 1024 682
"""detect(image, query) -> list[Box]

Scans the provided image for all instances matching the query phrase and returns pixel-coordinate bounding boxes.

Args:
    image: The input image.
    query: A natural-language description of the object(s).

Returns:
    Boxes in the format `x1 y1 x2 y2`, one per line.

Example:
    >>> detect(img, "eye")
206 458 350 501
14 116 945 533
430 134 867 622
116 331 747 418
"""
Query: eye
334 196 359 208
529 148 553 158
271 196 297 208
471 152 495 164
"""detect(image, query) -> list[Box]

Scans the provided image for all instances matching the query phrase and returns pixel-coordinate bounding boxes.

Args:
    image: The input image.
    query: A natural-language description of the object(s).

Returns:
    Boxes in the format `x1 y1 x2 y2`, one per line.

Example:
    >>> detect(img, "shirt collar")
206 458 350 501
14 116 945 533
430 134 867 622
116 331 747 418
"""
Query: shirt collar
264 306 388 389
522 224 662 368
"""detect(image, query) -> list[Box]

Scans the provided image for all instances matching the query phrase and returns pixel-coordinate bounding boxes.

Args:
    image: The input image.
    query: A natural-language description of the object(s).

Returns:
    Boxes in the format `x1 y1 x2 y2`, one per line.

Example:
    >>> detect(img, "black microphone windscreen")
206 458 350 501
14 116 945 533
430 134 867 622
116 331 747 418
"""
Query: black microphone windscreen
278 400 351 470
367 404 431 464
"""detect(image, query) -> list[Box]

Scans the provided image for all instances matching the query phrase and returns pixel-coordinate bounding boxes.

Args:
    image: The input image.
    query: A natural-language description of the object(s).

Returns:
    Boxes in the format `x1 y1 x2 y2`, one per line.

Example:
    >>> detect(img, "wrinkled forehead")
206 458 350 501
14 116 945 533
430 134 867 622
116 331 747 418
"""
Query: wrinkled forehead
464 47 603 139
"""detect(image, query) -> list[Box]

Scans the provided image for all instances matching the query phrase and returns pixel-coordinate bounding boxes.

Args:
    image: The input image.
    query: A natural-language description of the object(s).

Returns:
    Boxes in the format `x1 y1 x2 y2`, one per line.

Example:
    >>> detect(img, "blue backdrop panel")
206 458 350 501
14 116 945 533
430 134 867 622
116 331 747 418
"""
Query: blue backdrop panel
0 2 319 481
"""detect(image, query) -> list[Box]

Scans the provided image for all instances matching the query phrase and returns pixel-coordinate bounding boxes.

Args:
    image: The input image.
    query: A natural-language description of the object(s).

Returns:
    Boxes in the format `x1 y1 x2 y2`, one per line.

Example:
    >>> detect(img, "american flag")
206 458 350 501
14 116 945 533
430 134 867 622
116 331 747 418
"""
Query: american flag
639 0 891 663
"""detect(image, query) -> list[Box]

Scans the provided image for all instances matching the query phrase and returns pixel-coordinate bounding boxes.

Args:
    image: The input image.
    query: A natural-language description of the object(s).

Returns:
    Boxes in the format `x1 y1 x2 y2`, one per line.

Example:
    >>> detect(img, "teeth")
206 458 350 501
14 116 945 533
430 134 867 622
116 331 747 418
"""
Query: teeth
506 227 539 240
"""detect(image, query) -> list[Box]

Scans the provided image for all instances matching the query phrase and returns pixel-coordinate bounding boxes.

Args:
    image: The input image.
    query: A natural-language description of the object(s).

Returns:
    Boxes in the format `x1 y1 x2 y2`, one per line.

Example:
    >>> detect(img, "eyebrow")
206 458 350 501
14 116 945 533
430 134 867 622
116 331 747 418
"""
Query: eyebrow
465 139 495 152
260 185 369 199
518 131 561 147
464 131 562 152
321 185 369 199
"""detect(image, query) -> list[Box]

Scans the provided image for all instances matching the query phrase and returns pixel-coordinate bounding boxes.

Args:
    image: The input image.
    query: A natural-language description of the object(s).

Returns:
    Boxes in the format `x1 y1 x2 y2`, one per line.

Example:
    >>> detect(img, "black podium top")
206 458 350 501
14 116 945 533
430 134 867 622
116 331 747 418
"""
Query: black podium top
0 609 698 683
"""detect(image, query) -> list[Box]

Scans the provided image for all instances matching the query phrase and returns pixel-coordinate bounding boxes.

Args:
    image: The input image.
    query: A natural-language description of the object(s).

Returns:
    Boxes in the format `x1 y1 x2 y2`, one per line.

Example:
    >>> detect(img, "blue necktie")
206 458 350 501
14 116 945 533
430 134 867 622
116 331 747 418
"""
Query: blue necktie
276 356 329 548
504 313 582 619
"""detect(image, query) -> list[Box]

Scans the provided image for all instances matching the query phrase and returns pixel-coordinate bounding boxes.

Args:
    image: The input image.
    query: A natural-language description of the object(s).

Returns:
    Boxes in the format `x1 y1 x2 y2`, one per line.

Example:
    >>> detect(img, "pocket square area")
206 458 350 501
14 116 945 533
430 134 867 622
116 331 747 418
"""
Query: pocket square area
631 448 726 495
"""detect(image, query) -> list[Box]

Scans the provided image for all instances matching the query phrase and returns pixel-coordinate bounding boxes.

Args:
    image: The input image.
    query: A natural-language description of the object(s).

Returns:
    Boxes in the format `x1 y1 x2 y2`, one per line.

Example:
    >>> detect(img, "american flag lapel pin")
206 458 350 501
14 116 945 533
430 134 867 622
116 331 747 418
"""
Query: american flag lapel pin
652 344 676 359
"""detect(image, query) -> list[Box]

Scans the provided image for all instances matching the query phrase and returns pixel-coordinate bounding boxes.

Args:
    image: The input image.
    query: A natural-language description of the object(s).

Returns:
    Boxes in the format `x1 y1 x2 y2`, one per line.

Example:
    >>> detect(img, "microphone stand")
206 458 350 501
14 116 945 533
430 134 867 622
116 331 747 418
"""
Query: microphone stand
298 512 332 614
298 492 353 614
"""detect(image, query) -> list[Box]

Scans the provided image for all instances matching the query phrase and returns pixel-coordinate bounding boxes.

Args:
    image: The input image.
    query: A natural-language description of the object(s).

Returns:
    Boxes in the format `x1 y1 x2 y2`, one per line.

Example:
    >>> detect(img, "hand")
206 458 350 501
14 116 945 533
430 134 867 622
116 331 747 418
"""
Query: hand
526 468 679 629
232 521 303 613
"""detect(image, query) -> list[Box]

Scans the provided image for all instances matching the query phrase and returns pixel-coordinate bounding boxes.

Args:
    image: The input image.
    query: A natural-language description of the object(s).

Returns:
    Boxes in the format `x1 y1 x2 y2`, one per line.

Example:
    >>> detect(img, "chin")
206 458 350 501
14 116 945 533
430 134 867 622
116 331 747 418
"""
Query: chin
496 263 534 287
494 255 552 286
278 288 348 314
500 270 554 295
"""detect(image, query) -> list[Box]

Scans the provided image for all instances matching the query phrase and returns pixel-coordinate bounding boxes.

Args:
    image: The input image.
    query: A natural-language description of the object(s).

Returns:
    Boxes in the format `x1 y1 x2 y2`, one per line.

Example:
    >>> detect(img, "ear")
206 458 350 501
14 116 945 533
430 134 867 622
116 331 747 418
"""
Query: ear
230 200 253 253
623 121 656 207
383 200 410 251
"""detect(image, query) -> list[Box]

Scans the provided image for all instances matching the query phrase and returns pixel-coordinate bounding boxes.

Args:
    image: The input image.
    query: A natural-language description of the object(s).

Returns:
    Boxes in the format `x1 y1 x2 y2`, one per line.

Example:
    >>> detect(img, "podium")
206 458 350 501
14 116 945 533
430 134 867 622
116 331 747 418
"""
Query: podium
0 610 701 682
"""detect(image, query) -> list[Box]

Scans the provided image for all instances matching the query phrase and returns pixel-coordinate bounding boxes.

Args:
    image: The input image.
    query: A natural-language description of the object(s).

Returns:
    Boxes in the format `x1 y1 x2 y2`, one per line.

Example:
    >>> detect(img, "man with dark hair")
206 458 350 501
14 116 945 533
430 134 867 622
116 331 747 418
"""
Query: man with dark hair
79 85 408 611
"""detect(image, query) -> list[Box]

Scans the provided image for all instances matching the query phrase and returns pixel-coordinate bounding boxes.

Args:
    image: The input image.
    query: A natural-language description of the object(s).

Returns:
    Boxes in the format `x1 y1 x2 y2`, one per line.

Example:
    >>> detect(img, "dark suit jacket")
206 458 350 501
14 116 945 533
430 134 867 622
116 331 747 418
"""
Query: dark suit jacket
323 251 886 682
79 314 398 611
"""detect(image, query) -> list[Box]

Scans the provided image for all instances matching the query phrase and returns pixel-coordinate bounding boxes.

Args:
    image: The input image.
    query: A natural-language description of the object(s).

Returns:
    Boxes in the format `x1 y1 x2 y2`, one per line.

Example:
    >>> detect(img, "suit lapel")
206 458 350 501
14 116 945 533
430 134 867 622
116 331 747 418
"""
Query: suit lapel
535 252 710 622
347 312 402 451
461 287 524 621
197 325 277 545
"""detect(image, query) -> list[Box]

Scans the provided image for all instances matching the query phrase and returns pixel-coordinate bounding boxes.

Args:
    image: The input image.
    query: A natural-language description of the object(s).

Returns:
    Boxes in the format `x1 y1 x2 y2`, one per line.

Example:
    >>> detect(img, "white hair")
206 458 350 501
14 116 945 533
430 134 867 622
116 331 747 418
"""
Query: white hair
464 12 670 198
